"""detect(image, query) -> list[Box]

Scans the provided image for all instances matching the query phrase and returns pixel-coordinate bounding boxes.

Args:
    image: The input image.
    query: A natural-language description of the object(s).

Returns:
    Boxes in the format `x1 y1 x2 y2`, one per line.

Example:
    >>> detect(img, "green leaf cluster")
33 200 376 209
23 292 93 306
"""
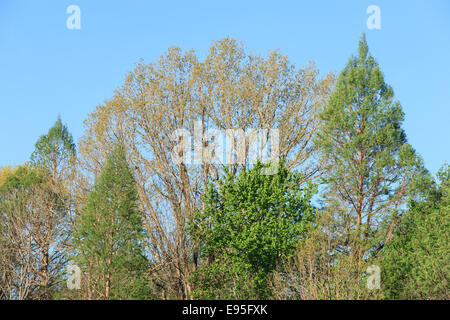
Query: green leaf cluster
189 161 316 299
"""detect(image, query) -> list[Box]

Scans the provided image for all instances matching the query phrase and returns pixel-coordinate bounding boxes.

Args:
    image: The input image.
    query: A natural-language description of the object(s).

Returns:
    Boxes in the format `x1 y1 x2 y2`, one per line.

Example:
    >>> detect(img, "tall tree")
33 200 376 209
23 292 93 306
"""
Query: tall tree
78 38 334 298
1 117 76 299
72 145 150 300
315 34 425 256
29 117 76 298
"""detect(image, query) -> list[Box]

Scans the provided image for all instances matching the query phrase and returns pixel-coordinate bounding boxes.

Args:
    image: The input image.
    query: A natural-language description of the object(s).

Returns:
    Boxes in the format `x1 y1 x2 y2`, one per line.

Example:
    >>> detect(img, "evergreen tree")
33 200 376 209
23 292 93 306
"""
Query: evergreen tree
30 116 76 181
381 164 450 299
315 34 424 255
72 145 150 300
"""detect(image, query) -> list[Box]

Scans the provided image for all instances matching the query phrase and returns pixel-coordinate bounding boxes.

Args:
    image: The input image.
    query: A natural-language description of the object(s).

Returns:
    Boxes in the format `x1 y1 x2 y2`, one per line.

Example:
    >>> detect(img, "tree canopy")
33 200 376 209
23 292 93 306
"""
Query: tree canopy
0 36 447 301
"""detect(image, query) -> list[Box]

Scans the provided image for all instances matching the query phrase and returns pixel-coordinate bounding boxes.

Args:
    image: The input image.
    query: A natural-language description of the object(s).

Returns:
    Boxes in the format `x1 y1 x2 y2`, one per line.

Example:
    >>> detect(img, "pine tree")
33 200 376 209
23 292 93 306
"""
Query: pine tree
73 145 150 300
315 34 424 256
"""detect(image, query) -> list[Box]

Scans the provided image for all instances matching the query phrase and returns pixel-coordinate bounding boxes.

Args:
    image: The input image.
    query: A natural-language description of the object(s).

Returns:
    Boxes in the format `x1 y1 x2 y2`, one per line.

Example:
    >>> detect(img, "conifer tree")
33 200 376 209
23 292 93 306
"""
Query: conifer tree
73 145 150 300
30 116 76 182
382 164 450 299
315 34 424 255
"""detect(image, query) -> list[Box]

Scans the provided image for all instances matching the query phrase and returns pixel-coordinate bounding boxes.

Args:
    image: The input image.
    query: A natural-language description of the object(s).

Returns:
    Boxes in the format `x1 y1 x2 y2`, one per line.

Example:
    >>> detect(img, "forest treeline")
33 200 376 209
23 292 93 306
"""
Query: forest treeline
0 35 448 300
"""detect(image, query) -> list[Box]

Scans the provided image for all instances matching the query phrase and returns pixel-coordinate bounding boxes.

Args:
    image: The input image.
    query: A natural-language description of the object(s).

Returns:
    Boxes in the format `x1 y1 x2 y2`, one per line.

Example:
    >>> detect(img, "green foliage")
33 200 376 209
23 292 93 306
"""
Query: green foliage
318 34 406 157
30 116 76 179
315 34 424 249
381 164 450 299
72 145 151 299
189 161 316 299
0 165 46 192
2 37 448 301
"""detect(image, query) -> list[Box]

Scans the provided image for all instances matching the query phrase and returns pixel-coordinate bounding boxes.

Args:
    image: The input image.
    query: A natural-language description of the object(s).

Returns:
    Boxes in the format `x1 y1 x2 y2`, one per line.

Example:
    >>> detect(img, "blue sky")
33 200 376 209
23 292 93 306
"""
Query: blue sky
0 0 449 175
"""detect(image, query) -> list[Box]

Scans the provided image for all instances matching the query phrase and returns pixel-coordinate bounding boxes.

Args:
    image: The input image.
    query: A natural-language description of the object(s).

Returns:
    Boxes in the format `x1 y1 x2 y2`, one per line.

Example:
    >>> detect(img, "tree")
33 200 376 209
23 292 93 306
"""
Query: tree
0 166 15 188
0 117 76 300
78 38 334 298
30 116 76 182
188 161 316 299
0 165 69 299
270 210 382 300
381 164 450 299
315 34 424 259
72 145 150 300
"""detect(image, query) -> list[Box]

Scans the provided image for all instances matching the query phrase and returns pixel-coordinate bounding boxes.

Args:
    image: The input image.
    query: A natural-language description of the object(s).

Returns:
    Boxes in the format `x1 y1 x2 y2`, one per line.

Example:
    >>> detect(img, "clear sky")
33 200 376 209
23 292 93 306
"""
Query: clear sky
1 0 449 175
